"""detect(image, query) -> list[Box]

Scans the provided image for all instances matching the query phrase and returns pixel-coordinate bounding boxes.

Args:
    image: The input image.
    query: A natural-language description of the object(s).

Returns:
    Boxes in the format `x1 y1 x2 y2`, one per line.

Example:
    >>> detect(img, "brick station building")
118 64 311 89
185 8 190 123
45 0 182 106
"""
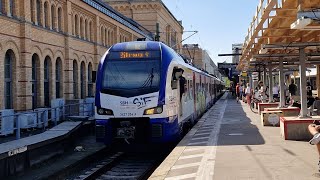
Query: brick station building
0 0 155 111
104 0 183 52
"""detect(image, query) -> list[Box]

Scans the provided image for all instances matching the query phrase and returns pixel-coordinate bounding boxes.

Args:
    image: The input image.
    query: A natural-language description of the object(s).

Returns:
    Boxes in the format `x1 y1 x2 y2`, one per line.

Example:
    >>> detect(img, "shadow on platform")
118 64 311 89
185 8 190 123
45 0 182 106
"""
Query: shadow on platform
217 96 265 146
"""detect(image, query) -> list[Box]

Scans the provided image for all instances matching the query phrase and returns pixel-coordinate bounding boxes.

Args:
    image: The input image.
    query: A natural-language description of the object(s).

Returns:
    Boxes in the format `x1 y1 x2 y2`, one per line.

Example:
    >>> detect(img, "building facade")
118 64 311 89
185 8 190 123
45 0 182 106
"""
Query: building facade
0 0 151 111
103 0 183 51
232 43 242 64
181 44 219 76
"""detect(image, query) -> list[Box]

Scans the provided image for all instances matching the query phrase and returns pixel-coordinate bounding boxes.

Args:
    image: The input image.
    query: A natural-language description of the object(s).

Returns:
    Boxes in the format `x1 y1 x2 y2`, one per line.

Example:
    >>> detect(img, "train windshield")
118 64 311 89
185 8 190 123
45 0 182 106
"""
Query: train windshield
101 51 161 97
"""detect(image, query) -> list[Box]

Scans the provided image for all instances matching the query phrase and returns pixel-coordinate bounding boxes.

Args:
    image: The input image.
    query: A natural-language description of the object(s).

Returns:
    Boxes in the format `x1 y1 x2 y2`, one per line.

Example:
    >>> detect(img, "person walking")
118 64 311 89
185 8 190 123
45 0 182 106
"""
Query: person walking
245 83 251 106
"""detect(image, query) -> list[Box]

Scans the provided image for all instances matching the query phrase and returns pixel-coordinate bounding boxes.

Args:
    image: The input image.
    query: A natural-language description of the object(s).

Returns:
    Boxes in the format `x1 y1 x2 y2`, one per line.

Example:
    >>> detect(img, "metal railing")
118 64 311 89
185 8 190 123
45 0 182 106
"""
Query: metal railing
0 102 95 140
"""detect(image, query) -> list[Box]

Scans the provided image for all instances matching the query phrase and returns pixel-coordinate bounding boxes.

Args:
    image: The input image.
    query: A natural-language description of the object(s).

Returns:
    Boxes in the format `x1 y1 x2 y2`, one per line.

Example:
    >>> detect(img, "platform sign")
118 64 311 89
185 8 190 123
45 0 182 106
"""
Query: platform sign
252 72 258 77
252 72 259 81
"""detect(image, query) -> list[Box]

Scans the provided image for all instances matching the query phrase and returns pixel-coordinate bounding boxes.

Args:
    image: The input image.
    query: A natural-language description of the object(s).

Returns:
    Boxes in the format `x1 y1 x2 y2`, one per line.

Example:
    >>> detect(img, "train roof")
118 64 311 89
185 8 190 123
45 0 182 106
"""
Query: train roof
109 41 224 82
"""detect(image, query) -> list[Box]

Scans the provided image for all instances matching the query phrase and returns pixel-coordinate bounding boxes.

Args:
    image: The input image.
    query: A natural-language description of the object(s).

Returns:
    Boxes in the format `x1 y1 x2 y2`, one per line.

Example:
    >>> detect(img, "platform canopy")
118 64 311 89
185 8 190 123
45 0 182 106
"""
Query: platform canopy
239 0 320 71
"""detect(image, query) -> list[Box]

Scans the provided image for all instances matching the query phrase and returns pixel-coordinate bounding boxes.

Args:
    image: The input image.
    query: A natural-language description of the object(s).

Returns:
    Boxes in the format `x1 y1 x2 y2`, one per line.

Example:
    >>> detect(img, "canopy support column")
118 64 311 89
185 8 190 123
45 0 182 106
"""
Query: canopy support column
279 58 285 107
268 62 273 103
299 47 308 118
263 65 267 88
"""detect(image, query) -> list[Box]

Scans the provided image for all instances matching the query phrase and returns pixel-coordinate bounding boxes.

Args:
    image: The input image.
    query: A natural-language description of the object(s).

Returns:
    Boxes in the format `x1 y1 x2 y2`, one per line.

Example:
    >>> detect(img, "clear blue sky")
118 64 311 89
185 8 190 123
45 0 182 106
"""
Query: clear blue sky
162 0 258 64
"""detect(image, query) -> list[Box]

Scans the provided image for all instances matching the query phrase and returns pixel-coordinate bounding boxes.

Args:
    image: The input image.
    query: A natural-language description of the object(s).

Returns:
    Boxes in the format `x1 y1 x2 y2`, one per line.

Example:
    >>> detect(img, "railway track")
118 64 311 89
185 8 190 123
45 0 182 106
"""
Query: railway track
73 151 164 180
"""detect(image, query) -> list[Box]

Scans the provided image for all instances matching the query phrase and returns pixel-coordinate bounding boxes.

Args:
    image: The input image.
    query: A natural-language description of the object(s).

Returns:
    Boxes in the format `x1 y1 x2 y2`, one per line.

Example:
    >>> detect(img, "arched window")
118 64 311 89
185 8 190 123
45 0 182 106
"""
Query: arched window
75 15 79 37
30 0 35 23
112 31 115 44
55 58 62 98
73 60 78 99
80 62 86 99
31 54 40 109
88 63 93 97
109 31 111 44
51 5 55 29
36 0 41 25
89 21 92 41
0 0 3 14
44 2 49 28
4 50 15 109
108 30 111 45
58 7 62 31
104 28 108 46
166 25 171 46
44 56 51 107
9 0 14 17
101 26 104 45
80 17 84 38
85 19 88 40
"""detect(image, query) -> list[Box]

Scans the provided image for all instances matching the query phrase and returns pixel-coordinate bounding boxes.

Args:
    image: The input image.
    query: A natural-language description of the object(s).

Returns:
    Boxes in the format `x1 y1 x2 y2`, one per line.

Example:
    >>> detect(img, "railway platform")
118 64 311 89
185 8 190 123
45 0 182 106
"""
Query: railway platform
0 120 100 179
150 93 320 180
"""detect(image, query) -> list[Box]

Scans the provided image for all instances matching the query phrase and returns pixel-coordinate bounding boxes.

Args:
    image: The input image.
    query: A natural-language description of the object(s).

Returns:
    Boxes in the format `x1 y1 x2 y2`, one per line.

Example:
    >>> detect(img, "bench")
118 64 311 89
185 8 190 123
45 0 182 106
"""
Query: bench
280 116 317 140
258 103 279 115
265 107 300 116
261 111 283 126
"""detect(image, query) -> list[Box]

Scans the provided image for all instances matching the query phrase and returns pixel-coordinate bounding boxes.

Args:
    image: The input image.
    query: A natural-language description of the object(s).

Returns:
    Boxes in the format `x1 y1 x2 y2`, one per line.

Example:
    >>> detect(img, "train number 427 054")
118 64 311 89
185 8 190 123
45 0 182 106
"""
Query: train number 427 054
120 112 137 117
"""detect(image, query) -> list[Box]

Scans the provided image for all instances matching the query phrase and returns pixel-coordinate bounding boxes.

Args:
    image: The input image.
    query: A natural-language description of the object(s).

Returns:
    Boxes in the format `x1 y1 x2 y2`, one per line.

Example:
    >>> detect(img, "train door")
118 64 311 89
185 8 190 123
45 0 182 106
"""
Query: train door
193 72 197 119
206 76 210 108
181 69 193 122
171 67 185 121
194 73 200 117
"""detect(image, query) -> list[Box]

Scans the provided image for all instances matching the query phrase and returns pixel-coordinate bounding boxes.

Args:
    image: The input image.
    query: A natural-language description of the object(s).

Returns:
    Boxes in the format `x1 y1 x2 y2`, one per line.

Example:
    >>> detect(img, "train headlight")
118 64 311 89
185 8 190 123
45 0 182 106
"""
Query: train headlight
144 106 163 115
97 108 114 115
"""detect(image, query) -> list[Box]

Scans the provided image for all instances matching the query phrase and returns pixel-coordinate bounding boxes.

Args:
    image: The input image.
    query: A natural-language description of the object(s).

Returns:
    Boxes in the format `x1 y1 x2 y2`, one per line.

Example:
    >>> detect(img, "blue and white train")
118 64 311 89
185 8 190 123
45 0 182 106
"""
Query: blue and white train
95 41 224 145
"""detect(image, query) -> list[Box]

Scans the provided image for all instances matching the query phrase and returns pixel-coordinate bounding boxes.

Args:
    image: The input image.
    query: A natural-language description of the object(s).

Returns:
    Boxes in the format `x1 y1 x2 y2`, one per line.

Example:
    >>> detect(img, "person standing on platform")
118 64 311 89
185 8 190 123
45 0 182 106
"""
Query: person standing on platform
272 83 279 102
284 83 289 104
289 79 297 96
239 84 243 101
236 83 240 103
307 81 315 108
245 83 251 106
258 81 267 102
307 81 313 97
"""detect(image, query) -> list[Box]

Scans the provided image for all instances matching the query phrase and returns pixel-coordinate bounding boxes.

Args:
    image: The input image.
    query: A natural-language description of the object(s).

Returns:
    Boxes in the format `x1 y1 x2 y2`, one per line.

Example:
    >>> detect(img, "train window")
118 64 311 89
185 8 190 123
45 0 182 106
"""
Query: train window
186 80 190 100
189 80 193 99
103 60 160 91
206 83 208 94
171 67 184 90
185 80 188 93
171 68 177 90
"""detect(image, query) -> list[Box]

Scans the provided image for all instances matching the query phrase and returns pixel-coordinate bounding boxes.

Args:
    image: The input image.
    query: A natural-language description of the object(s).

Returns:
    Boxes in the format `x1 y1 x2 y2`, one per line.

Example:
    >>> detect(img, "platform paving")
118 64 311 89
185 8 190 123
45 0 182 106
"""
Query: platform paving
150 93 320 180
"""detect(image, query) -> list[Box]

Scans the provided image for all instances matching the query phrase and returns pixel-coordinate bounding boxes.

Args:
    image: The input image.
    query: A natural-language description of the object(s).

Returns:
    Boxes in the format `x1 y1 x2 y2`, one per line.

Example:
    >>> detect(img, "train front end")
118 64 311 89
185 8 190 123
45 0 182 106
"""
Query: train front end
95 42 179 145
